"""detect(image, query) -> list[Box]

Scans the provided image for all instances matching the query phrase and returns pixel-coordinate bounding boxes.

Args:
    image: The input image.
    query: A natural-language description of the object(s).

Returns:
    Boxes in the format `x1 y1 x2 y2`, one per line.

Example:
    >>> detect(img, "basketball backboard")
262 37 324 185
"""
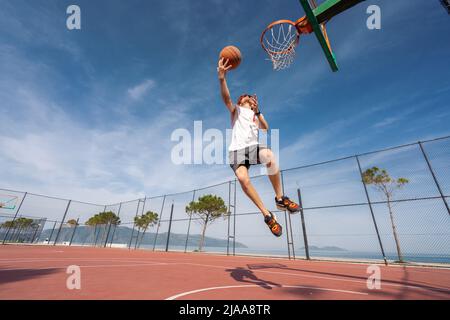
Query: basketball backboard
261 0 365 72
0 194 18 210
299 0 338 71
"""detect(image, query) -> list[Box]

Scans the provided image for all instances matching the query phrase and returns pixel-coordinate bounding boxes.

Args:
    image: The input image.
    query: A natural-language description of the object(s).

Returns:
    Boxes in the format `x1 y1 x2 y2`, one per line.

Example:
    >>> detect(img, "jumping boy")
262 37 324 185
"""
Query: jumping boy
217 58 300 237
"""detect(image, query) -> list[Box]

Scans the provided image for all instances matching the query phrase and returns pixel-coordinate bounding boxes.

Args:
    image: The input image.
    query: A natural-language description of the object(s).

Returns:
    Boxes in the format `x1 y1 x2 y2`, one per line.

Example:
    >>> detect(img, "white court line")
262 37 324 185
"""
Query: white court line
2 258 448 293
1 257 449 294
1 255 446 274
165 284 368 300
2 252 448 272
1 259 448 295
179 262 450 294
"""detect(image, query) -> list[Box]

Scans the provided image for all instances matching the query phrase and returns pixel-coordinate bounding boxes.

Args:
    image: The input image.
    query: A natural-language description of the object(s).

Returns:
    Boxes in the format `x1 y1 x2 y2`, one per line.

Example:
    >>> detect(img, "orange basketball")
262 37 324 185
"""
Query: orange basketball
219 46 242 70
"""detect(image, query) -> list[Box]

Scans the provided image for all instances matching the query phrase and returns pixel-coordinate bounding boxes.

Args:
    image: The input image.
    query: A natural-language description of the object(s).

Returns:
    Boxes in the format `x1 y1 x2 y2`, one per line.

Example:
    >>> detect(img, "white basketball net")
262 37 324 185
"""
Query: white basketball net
262 23 299 71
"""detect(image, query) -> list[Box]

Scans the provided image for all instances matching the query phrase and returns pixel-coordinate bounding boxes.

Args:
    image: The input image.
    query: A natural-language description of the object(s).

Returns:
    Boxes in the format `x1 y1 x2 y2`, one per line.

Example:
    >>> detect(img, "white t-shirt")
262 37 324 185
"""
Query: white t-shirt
228 106 259 151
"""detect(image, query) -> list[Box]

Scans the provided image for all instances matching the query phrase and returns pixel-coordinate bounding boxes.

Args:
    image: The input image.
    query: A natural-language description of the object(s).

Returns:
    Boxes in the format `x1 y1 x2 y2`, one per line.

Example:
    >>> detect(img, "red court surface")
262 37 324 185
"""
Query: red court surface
0 245 449 300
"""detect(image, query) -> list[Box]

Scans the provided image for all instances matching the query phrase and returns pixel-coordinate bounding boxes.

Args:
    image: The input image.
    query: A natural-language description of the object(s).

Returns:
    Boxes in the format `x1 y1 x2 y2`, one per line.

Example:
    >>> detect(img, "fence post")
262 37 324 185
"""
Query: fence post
48 221 57 245
128 201 141 249
14 224 23 243
8 219 20 243
153 195 166 251
69 217 80 246
104 222 112 248
53 200 72 246
418 141 450 215
135 197 147 249
2 192 27 244
280 171 295 259
227 181 232 256
226 181 238 256
94 225 102 246
31 224 40 243
109 202 122 248
98 205 108 247
233 179 237 256
184 190 196 253
26 225 33 243
31 219 45 243
165 203 174 252
297 188 310 260
91 225 98 246
356 156 388 265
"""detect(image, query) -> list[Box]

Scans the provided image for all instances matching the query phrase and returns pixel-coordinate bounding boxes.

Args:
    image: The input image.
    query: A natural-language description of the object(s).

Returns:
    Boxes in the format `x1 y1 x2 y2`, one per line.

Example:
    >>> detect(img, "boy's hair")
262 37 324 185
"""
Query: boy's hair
237 94 257 106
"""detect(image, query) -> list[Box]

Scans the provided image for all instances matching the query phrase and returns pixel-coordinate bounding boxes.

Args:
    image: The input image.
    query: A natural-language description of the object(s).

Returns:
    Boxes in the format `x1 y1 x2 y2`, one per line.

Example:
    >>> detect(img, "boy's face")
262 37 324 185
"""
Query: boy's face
238 95 258 109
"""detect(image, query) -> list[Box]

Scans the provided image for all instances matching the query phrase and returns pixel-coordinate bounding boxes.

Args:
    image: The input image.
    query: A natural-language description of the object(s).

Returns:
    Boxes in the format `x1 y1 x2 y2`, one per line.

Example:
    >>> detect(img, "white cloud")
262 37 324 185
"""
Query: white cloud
127 79 156 100
372 116 401 128
0 71 232 208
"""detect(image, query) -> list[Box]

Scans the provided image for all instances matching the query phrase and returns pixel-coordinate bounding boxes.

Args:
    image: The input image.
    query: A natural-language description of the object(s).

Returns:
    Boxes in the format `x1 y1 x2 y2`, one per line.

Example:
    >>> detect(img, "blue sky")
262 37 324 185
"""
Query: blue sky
1 0 450 205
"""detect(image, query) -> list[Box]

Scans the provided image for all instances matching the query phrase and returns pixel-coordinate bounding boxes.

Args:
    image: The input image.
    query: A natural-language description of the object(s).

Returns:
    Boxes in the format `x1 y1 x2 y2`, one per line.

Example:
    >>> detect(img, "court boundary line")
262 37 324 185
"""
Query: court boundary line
165 284 369 300
1 258 448 294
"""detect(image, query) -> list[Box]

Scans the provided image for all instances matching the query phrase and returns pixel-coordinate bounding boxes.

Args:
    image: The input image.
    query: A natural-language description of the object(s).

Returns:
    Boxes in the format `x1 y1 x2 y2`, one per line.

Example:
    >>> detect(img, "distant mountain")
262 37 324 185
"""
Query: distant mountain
305 245 347 252
40 225 247 249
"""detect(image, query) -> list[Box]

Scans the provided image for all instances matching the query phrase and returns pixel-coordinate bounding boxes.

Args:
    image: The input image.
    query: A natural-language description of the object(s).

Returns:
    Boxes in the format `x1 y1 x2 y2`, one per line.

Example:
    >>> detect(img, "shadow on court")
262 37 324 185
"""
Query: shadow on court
225 267 281 290
245 263 450 297
0 268 60 285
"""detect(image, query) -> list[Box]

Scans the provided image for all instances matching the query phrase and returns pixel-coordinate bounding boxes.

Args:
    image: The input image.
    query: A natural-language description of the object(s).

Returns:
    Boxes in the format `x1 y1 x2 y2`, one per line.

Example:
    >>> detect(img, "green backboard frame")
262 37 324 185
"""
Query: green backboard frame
299 0 338 71
299 0 365 72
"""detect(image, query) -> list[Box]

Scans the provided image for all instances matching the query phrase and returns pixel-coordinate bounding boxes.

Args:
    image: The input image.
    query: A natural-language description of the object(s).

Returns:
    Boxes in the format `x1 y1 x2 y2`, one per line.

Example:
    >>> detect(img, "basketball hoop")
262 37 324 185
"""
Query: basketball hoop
0 194 18 210
260 17 313 71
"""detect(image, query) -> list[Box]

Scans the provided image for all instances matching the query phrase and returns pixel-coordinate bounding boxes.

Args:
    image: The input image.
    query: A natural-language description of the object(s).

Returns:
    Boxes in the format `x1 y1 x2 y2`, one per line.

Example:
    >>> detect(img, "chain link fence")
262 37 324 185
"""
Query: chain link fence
1 136 449 265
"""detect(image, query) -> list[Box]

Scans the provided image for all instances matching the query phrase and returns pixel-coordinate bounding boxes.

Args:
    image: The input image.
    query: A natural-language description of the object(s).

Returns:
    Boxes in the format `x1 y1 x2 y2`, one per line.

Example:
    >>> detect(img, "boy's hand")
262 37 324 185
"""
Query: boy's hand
250 96 259 113
217 58 232 80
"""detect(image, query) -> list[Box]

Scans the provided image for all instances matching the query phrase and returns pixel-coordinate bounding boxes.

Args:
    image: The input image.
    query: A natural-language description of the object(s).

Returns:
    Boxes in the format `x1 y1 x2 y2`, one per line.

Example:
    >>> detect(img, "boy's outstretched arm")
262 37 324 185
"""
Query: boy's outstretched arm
252 99 269 131
257 114 269 131
217 58 235 113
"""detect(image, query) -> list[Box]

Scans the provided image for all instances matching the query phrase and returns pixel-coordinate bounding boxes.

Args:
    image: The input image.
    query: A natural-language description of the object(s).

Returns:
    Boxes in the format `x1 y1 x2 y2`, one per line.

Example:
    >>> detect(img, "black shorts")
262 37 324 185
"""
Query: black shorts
229 144 268 172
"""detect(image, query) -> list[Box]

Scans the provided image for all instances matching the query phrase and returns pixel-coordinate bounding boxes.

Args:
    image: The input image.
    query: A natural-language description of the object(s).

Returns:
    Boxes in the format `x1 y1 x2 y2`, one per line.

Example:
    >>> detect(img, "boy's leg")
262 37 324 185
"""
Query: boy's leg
234 165 271 217
234 165 282 237
259 148 301 213
258 148 283 200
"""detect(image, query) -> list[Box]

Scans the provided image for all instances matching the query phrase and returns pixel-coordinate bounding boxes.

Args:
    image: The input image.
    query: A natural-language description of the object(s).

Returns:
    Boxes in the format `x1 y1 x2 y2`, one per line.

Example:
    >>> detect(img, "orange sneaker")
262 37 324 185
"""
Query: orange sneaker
275 196 300 213
264 212 282 237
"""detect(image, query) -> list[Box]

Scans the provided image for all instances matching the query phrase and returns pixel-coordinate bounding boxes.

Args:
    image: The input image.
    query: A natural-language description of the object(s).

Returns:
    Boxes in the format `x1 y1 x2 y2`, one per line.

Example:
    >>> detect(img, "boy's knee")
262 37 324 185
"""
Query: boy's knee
260 150 278 174
238 175 251 188
259 149 274 165
236 170 251 187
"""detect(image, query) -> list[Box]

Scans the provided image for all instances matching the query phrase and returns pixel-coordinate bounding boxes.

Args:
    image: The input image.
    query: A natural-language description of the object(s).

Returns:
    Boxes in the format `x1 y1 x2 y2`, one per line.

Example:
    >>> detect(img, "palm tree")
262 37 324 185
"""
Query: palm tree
363 167 409 263
67 219 78 227
185 195 228 252
85 215 100 246
12 218 33 242
86 212 120 247
98 211 120 246
134 211 159 249
1 220 17 242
